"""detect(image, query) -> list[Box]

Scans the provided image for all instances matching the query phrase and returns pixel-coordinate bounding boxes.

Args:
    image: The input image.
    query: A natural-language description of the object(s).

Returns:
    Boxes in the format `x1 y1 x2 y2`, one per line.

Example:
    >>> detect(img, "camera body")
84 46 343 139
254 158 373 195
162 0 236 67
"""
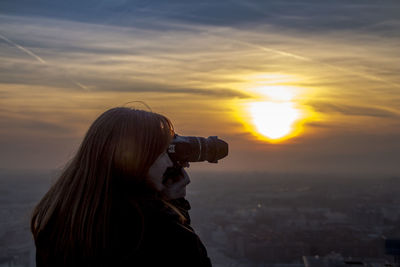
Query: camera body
163 134 228 181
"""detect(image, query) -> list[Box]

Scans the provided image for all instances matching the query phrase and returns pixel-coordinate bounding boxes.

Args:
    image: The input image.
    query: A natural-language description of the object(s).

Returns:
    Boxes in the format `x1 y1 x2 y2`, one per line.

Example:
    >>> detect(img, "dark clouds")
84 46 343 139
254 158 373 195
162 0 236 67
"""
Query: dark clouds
100 86 251 98
85 80 252 98
0 64 250 98
1 0 399 34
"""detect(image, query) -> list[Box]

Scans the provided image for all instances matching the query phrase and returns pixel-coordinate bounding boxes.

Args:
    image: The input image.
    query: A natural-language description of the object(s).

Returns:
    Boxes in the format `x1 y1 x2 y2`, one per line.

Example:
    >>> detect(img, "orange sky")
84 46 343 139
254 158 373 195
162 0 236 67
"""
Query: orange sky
0 5 399 175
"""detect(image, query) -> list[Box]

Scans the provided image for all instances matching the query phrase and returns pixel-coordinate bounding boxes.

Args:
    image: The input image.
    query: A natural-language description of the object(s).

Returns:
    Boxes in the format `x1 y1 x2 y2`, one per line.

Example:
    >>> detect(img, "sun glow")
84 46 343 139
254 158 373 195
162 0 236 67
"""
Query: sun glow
247 85 303 141
249 101 300 140
253 85 296 101
233 76 313 143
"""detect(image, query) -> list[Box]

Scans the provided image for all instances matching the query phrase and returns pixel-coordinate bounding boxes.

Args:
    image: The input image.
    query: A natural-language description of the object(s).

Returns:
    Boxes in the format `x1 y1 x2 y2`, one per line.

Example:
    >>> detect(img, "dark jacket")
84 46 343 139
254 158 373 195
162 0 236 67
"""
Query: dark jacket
35 197 212 267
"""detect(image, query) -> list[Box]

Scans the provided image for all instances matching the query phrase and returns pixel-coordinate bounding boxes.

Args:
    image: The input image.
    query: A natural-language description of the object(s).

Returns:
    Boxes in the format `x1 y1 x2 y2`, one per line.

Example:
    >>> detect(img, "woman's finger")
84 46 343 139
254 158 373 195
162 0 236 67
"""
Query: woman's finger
163 169 190 189
181 169 191 186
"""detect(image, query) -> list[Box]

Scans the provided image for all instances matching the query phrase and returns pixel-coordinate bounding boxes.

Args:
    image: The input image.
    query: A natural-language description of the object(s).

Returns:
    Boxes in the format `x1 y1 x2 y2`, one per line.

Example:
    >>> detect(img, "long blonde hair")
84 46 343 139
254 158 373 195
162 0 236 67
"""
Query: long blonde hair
31 107 174 262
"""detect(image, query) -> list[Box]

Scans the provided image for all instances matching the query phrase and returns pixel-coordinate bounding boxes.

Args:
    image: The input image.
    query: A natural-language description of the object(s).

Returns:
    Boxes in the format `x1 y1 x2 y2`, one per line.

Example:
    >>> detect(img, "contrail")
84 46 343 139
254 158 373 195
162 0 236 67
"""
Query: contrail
167 18 400 88
74 82 90 91
109 5 400 89
229 38 400 89
232 39 313 62
0 32 90 91
0 32 46 64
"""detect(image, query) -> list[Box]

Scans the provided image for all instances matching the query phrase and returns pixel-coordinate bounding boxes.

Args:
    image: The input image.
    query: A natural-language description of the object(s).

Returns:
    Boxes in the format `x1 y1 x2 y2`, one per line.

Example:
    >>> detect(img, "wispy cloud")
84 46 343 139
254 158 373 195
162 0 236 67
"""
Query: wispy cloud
307 102 399 118
1 14 399 123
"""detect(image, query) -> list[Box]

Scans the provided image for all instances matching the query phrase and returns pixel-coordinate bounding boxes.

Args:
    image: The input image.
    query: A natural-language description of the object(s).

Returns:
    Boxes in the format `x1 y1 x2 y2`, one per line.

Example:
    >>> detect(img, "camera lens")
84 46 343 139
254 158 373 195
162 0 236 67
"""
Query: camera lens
167 135 228 163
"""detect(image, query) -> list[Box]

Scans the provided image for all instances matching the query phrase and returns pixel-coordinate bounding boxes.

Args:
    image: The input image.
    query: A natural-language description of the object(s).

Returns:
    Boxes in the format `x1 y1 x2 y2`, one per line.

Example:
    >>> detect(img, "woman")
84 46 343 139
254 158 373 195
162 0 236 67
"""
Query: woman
31 107 212 267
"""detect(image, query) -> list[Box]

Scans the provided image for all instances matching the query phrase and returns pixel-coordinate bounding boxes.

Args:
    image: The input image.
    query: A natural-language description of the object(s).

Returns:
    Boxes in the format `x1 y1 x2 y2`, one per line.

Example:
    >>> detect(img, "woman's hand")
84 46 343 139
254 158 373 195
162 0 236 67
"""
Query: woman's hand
146 152 190 199
161 167 190 200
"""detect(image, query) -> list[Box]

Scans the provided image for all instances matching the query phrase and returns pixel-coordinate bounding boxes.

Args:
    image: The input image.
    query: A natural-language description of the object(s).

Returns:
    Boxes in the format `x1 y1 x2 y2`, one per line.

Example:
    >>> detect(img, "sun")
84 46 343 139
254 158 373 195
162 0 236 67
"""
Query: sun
246 85 303 142
232 73 316 143
233 82 311 143
249 101 301 140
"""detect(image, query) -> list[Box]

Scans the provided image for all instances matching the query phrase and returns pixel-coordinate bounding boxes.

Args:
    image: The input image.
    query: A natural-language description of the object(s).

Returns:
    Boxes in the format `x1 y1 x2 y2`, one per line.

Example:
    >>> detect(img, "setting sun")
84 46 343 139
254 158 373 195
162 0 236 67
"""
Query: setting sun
233 80 309 143
249 101 301 140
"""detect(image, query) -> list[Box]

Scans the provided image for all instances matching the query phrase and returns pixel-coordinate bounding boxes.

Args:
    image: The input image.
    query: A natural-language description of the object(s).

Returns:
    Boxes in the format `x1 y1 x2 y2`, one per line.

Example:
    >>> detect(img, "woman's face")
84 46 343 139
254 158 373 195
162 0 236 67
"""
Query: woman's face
146 151 173 192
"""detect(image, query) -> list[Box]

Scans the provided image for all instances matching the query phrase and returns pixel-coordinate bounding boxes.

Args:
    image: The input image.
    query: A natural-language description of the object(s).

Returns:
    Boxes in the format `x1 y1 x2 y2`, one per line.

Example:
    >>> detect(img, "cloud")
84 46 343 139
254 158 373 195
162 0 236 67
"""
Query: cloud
0 65 250 98
307 101 399 118
1 13 399 96
1 13 399 126
1 0 399 38
0 116 74 136
0 91 10 99
0 6 399 173
302 122 337 129
98 85 251 98
0 15 263 98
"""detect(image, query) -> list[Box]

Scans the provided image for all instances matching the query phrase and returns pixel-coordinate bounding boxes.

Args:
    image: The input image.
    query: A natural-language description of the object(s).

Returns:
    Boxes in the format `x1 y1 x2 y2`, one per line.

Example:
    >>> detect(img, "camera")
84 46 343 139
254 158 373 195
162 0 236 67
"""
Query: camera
163 134 228 181
167 134 228 164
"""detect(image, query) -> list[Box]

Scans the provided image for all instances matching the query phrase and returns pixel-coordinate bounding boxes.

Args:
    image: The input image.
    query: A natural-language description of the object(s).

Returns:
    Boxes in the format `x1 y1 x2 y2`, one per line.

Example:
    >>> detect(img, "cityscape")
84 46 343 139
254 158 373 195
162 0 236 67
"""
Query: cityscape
1 169 399 266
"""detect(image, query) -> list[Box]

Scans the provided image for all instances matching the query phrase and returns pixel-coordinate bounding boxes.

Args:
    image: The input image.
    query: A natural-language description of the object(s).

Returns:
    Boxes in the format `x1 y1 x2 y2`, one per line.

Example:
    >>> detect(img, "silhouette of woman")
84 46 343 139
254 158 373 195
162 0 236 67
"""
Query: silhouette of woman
31 107 212 267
